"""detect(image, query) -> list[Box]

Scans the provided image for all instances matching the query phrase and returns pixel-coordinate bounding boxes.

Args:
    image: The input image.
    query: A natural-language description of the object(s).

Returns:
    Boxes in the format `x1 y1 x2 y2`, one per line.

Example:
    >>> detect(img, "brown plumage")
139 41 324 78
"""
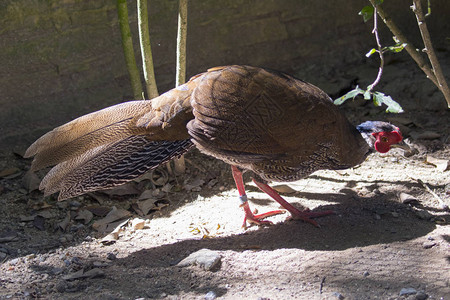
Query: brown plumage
25 65 407 227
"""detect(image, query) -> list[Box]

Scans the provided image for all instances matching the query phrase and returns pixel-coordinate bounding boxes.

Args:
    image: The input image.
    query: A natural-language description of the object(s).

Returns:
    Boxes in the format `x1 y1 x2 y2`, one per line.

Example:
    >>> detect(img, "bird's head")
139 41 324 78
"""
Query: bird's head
356 121 409 153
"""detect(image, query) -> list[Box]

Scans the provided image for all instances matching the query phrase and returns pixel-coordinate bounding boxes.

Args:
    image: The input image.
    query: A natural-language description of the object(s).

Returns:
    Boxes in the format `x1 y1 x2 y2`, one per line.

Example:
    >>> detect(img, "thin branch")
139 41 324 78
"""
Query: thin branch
116 0 144 99
411 0 450 107
175 0 188 87
368 0 439 87
367 6 384 92
137 0 159 99
172 0 189 174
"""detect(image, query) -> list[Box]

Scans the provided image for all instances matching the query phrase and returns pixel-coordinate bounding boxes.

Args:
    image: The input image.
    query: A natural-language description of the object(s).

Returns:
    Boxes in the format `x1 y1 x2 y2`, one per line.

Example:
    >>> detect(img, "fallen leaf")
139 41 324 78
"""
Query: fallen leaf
272 184 297 194
131 218 146 230
184 178 205 191
137 199 158 215
85 206 112 217
75 210 94 225
21 171 41 192
100 183 141 196
57 212 71 232
399 192 419 205
426 155 449 172
33 215 46 231
0 167 21 178
92 207 130 231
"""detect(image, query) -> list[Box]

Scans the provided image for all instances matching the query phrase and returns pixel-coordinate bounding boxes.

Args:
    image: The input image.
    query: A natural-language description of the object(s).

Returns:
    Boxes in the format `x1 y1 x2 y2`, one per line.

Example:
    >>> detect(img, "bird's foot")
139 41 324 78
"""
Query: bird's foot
252 179 335 228
240 201 285 229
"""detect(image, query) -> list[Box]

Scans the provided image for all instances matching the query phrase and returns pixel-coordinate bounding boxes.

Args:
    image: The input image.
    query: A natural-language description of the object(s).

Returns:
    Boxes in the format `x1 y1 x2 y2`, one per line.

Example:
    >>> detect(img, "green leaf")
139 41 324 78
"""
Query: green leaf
365 48 377 57
373 92 404 113
334 86 364 105
359 6 374 22
385 43 407 53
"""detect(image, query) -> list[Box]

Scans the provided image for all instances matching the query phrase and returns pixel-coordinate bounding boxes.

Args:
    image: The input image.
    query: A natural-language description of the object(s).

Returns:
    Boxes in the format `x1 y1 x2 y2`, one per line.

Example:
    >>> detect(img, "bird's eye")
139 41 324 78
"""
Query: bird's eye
381 136 389 143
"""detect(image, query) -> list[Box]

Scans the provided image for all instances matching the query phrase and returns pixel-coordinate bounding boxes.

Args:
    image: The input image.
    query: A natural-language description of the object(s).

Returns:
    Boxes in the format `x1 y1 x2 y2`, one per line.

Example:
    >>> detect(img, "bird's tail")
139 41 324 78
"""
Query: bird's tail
41 136 193 200
25 75 201 200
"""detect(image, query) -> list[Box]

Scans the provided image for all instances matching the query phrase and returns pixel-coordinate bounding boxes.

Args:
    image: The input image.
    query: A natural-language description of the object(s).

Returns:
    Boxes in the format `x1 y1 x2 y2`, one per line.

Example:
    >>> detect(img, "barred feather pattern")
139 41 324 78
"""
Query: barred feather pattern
41 136 193 200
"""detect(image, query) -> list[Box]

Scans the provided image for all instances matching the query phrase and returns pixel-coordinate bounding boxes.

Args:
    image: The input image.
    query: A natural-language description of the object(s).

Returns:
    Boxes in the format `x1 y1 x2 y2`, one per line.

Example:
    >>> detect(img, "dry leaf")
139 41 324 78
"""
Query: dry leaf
131 218 146 230
100 183 141 196
75 210 94 224
57 212 71 232
22 171 40 192
85 206 112 217
92 207 130 231
398 192 419 205
426 155 449 172
0 167 21 178
137 199 158 215
272 184 297 194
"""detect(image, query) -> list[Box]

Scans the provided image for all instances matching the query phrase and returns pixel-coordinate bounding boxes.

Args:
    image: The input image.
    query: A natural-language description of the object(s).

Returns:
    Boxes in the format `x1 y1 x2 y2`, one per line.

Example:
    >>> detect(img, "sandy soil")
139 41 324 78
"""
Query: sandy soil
0 58 449 300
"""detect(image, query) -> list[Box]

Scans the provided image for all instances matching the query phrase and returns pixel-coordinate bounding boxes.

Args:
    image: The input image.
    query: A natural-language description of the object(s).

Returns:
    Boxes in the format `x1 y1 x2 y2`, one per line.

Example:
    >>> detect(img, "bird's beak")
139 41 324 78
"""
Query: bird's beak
391 140 411 151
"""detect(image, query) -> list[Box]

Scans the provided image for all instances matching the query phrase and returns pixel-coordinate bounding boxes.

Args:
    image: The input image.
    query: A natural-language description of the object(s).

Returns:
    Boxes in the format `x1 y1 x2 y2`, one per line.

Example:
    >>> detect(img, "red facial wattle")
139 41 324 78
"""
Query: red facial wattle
372 130 403 153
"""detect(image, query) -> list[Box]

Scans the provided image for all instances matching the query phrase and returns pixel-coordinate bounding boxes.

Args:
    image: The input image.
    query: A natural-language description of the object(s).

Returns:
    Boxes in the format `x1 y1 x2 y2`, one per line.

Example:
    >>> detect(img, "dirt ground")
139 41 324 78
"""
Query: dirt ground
0 58 449 300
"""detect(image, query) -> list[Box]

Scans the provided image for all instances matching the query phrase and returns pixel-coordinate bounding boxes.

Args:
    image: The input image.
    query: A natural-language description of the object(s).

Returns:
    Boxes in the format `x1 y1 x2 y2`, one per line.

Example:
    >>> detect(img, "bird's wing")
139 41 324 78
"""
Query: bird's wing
187 65 343 162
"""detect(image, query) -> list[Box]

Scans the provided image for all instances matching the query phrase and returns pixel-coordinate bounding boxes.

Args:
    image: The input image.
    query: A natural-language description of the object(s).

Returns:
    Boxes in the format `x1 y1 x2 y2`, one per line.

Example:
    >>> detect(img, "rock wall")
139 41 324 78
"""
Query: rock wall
0 0 449 150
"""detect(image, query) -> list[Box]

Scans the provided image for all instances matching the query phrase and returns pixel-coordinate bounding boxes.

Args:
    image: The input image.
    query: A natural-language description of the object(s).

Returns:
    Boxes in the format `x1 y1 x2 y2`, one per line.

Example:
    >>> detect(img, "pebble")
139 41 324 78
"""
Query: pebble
106 253 117 261
363 271 370 277
177 248 221 271
422 241 436 249
332 292 345 299
414 210 432 220
205 291 217 300
399 287 417 296
415 291 428 300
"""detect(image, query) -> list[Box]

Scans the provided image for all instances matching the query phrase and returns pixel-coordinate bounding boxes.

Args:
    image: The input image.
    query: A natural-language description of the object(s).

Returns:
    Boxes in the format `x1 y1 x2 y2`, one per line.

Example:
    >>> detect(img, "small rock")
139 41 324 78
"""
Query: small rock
205 291 217 300
0 252 7 260
363 271 370 277
399 287 417 296
106 253 117 261
55 281 67 293
391 212 399 218
374 214 381 220
422 241 436 249
332 292 345 299
414 210 432 220
177 249 221 271
415 291 428 300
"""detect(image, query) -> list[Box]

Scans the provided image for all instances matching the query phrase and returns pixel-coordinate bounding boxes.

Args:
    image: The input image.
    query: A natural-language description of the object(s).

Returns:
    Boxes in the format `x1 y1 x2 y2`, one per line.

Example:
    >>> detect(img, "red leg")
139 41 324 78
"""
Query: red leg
252 178 334 227
231 166 284 228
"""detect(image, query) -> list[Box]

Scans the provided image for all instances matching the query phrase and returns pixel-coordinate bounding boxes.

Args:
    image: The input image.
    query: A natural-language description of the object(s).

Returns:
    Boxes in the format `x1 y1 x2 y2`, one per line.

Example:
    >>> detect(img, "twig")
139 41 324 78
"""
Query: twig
319 276 326 294
411 0 450 107
173 0 189 174
368 0 439 88
367 6 384 92
175 0 188 88
416 178 449 210
117 0 144 100
137 0 159 99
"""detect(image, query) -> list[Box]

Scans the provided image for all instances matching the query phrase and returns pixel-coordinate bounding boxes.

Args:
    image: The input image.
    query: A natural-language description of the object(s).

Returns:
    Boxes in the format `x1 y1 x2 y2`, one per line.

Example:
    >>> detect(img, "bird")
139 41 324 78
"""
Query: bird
25 65 409 228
